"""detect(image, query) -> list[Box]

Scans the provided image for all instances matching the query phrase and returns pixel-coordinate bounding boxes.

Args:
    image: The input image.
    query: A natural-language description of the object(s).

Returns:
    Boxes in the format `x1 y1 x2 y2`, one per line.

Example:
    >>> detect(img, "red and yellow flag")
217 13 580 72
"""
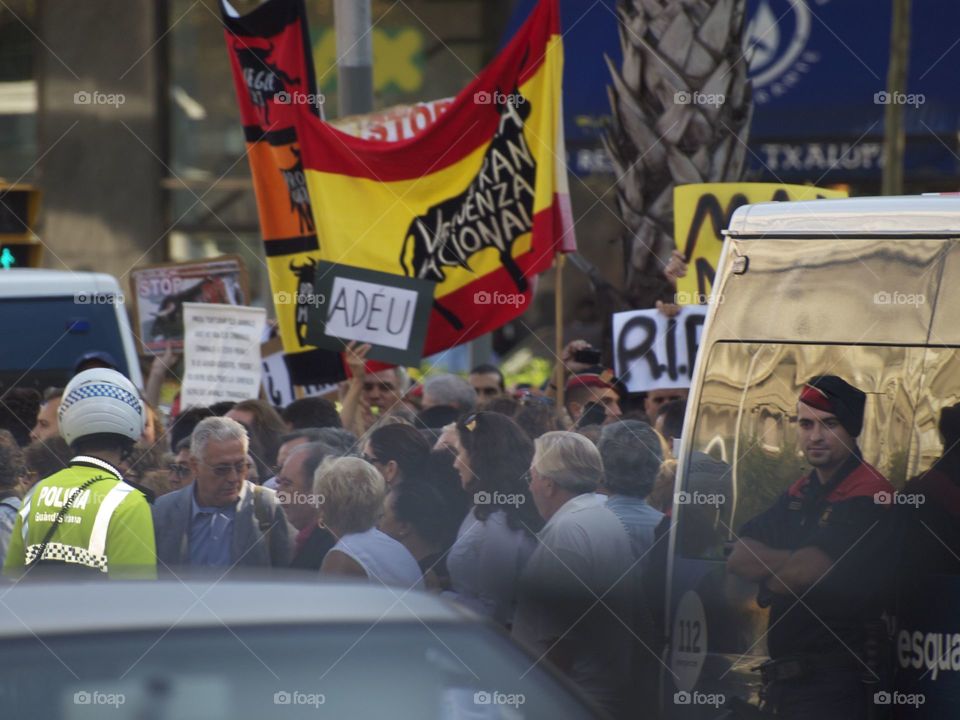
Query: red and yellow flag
295 0 572 356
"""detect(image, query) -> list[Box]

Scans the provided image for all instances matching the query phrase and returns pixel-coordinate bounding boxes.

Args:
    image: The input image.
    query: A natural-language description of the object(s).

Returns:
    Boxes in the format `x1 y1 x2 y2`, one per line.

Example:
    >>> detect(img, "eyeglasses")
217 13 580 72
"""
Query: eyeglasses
203 460 252 478
167 463 191 477
462 413 480 432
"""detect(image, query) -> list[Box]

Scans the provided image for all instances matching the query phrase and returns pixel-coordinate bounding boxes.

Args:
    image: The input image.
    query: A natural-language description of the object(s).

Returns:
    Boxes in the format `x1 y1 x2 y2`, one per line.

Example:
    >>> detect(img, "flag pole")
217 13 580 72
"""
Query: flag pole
554 252 566 414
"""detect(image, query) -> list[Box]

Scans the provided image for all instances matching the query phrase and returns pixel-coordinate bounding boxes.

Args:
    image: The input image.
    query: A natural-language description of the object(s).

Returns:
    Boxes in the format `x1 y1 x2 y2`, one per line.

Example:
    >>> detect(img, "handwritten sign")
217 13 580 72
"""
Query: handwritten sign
306 262 434 366
674 183 847 303
180 303 266 408
613 306 708 393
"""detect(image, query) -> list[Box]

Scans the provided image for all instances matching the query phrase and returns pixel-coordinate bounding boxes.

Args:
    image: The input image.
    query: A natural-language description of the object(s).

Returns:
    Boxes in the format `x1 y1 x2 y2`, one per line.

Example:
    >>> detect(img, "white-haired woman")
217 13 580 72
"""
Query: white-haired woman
315 456 424 589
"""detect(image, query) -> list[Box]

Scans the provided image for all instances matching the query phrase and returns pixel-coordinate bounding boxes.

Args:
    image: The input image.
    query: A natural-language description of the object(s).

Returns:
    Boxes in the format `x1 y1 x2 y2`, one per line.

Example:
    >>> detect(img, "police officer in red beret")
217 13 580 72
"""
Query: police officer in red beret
727 375 898 719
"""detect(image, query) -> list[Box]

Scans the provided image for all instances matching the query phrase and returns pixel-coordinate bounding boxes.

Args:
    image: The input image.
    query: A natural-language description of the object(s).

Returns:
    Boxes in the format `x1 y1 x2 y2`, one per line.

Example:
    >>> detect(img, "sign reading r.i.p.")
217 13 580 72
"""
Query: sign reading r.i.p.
305 261 435 366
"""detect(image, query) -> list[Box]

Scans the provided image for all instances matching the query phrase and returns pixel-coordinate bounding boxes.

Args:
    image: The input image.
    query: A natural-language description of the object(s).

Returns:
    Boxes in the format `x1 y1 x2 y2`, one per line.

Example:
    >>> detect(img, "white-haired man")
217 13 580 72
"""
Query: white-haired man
513 431 634 718
152 416 293 570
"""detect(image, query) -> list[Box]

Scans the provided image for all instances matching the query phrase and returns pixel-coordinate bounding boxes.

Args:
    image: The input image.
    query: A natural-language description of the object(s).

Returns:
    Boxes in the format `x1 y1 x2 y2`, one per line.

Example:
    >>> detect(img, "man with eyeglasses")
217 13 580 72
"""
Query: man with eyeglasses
152 417 293 571
166 438 195 491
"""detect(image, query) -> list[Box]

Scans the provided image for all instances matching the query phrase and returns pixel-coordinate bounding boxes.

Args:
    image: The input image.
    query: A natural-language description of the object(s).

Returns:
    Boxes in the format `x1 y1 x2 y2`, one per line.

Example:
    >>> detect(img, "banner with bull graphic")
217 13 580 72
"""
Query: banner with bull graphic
295 0 572 356
221 0 345 385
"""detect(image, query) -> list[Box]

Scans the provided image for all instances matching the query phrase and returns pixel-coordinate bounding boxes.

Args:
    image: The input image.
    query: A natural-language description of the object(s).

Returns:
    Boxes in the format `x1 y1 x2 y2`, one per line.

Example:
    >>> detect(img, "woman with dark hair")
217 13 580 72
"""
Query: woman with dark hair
446 412 542 624
379 478 459 590
362 422 430 487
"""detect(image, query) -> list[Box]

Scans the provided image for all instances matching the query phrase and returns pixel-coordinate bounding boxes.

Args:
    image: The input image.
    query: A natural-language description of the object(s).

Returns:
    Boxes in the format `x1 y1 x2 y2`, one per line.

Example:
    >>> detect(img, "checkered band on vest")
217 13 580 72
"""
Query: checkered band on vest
61 383 140 413
25 542 108 573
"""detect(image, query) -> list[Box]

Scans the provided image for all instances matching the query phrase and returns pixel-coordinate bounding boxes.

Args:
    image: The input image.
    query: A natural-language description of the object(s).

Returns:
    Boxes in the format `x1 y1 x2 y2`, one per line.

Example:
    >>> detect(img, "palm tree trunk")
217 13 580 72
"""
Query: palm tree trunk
604 0 753 309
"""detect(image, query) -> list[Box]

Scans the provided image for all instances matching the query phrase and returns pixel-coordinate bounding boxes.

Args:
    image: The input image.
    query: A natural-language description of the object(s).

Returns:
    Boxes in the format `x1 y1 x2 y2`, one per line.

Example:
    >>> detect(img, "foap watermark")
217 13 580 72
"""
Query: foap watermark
274 90 326 108
473 691 525 708
874 491 925 508
473 290 525 308
874 691 925 708
74 90 125 108
474 490 526 508
274 291 326 308
74 690 125 708
675 491 725 507
75 292 124 306
674 90 725 108
273 690 326 707
874 91 925 108
873 291 925 307
473 90 525 107
674 691 725 708
674 290 724 305
276 490 325 508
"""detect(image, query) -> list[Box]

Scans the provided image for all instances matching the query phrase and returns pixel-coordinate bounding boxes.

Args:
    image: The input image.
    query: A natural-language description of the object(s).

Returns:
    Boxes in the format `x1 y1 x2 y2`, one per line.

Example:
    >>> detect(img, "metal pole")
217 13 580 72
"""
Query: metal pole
334 0 374 117
882 0 911 196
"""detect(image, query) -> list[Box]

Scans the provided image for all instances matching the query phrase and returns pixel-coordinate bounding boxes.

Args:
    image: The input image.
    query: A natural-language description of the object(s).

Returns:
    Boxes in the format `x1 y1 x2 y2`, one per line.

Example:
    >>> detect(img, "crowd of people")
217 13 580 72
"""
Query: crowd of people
0 342 685 718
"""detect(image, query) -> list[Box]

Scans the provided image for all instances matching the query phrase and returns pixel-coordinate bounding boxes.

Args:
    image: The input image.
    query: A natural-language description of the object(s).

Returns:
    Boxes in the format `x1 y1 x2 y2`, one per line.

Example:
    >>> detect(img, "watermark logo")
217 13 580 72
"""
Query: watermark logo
874 691 925 708
675 291 724 305
874 491 924 508
75 292 124 306
675 491 725 507
274 90 326 108
276 490 325 508
274 291 326 308
473 90 526 107
273 690 326 707
74 90 125 108
873 291 925 307
473 290 525 308
674 90 725 107
473 691 525 708
673 691 725 707
74 690 125 708
474 490 526 508
874 91 925 108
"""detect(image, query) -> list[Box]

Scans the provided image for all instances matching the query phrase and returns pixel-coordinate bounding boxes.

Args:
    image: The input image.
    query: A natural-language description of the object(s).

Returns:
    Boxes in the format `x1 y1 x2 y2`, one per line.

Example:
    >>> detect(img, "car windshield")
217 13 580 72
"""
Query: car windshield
0 622 596 720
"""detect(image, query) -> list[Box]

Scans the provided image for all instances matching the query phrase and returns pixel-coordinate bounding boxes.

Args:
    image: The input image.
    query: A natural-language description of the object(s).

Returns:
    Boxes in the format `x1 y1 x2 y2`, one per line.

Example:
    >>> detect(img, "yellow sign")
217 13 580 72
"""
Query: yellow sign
674 183 848 303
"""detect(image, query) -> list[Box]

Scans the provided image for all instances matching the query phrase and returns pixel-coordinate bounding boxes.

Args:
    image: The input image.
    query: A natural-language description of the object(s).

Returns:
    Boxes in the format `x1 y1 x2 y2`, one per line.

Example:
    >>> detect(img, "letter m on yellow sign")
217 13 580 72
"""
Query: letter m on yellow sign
673 183 848 304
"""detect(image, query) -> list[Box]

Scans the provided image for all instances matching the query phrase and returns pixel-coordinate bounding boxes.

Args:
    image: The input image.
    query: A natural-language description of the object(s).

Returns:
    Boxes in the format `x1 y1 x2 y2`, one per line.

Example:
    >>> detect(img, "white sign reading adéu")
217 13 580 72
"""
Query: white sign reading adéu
181 303 266 408
324 277 418 350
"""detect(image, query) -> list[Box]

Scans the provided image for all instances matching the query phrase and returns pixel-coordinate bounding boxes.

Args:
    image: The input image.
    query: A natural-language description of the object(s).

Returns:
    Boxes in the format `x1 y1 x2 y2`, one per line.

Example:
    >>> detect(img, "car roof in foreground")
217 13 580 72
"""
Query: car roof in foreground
0 579 469 638
726 195 960 238
0 268 121 298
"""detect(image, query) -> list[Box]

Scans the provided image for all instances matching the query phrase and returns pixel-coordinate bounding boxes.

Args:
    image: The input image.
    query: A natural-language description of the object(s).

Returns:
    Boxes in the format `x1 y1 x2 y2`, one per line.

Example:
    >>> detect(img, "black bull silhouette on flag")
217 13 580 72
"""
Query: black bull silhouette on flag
233 41 300 126
399 91 536 331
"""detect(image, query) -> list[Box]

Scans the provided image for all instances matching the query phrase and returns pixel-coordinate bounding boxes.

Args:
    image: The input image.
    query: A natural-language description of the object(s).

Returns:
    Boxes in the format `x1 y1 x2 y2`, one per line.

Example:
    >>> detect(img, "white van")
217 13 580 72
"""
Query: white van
663 196 960 718
0 269 143 391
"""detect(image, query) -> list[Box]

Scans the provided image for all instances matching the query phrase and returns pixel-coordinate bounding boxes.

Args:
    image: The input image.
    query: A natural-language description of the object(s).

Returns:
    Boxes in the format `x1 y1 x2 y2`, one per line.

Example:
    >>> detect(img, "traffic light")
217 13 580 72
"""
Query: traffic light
0 184 42 268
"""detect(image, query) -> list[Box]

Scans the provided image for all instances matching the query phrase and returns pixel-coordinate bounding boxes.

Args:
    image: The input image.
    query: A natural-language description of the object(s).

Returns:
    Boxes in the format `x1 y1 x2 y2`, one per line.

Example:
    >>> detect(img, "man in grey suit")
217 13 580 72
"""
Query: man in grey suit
153 416 293 571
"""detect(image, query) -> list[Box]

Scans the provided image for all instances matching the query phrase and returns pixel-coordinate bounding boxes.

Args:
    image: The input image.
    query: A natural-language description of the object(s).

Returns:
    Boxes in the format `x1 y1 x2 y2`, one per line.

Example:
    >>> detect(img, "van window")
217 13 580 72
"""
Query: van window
677 342 946 561
0 297 130 390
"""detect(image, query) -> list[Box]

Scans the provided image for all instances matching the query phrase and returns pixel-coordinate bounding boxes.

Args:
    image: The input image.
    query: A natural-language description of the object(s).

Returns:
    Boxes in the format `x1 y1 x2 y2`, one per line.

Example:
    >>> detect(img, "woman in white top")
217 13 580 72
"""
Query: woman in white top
315 456 424 590
445 412 543 625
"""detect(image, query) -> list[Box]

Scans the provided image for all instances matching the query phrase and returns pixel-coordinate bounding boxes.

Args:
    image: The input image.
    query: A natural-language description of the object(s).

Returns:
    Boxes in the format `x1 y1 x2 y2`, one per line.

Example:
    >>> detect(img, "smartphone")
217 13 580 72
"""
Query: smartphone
573 347 602 365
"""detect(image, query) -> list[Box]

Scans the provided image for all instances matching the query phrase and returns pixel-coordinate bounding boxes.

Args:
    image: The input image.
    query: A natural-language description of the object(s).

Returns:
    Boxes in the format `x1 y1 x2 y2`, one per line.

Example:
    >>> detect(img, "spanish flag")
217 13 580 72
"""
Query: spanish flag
295 0 573 356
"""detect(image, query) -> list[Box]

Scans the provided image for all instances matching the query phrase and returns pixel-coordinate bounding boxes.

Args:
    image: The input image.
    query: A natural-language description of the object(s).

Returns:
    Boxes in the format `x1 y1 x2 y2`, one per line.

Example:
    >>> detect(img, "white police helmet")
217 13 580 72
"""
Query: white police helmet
59 368 145 445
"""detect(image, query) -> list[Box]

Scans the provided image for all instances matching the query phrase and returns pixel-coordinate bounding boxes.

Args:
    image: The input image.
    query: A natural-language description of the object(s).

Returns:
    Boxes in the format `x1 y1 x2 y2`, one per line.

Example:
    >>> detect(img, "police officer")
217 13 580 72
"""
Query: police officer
726 375 897 719
4 369 156 578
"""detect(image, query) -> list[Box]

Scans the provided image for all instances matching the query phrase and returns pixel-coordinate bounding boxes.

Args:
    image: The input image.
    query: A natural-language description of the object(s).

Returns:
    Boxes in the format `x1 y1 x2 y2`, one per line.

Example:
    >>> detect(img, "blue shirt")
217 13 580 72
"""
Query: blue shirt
188 489 236 567
605 495 664 561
